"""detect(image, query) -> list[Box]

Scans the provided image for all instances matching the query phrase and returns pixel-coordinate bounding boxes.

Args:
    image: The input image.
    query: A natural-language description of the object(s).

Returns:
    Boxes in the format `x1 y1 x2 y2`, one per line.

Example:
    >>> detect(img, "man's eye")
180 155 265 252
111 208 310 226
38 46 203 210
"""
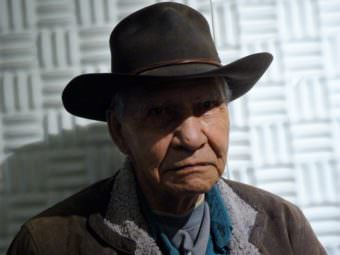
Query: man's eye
195 100 220 115
147 106 165 117
203 101 214 109
201 100 218 110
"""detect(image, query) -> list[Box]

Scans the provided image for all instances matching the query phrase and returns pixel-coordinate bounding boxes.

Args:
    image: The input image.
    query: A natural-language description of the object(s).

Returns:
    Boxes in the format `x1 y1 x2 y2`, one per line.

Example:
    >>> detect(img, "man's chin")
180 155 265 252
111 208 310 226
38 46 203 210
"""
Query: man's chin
163 181 215 196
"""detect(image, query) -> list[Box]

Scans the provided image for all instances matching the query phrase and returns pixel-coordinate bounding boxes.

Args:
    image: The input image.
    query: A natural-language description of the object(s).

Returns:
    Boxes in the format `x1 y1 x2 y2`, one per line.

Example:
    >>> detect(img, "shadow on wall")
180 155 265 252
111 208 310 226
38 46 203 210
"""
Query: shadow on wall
0 123 125 254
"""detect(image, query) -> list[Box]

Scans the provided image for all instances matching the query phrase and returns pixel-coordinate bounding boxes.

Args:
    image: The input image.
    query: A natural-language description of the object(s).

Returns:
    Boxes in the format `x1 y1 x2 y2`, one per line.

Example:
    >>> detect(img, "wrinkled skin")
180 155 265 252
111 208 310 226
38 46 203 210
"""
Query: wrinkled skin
108 78 230 214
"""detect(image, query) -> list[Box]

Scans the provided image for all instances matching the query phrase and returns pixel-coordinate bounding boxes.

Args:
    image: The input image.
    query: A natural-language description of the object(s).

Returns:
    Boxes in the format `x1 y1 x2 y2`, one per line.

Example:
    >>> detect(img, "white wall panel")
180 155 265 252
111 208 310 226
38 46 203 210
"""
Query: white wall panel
0 0 339 254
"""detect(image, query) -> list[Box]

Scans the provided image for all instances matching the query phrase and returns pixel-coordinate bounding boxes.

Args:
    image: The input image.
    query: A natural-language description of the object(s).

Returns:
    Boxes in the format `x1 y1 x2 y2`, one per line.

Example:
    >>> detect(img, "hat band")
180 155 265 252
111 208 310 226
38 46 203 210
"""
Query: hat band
133 58 222 75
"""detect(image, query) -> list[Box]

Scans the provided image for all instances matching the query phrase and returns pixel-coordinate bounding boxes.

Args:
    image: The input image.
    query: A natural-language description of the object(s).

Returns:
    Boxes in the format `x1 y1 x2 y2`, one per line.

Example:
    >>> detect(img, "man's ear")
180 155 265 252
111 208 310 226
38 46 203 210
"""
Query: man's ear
107 110 129 155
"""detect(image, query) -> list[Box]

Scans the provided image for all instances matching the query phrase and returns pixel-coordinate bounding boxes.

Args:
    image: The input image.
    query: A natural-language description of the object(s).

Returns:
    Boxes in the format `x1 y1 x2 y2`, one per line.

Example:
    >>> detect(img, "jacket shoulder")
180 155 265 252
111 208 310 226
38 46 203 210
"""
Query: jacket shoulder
25 175 114 233
34 175 114 219
224 179 298 213
7 225 39 255
7 176 116 255
224 179 326 255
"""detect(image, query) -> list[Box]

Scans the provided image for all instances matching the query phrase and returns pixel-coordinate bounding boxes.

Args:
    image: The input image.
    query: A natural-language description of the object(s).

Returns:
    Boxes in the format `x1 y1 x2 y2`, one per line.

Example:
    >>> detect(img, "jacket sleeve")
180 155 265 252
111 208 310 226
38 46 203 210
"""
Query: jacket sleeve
6 226 39 255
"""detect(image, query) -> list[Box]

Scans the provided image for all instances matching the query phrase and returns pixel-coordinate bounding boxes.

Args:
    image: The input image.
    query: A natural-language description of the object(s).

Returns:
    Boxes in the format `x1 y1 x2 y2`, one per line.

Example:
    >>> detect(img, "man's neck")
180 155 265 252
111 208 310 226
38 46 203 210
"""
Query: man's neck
152 194 205 217
142 187 205 215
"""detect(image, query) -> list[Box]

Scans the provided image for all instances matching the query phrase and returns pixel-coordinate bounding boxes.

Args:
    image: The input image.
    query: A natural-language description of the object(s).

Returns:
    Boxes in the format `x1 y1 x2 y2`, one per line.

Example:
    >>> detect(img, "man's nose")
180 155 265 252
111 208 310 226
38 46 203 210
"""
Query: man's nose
172 116 207 151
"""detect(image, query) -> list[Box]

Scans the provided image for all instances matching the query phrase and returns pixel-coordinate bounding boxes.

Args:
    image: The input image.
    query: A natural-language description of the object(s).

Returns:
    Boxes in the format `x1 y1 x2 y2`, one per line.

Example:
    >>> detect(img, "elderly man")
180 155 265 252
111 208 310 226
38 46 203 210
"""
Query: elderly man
8 2 325 255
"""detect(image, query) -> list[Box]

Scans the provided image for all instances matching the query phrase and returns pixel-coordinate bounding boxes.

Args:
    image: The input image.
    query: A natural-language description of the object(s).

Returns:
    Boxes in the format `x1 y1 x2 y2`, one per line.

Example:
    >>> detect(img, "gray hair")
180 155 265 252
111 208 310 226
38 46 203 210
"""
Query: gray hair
107 79 232 123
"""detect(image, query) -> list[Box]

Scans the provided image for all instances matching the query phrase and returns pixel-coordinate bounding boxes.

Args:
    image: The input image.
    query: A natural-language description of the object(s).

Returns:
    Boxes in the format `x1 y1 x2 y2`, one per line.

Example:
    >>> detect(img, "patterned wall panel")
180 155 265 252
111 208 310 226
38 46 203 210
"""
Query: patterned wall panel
1 0 340 254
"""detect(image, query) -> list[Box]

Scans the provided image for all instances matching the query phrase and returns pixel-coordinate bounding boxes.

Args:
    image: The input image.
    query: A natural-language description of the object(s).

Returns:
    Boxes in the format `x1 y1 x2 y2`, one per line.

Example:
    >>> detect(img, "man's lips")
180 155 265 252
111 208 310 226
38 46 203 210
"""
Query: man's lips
166 162 213 172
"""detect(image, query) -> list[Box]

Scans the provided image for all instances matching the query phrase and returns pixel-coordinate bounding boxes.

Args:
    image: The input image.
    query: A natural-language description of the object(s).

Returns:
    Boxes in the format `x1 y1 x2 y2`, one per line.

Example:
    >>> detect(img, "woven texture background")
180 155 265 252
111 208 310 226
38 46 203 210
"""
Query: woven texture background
0 0 339 254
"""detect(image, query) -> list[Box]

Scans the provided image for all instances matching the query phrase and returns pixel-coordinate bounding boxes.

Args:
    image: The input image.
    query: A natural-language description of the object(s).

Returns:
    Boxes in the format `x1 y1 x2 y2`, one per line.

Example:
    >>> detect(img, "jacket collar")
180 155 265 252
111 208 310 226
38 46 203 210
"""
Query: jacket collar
88 162 266 254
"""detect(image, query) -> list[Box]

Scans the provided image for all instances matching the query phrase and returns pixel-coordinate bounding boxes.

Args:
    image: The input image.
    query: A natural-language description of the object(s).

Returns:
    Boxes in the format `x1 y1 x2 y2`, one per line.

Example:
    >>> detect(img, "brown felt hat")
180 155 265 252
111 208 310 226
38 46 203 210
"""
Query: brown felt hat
62 2 273 121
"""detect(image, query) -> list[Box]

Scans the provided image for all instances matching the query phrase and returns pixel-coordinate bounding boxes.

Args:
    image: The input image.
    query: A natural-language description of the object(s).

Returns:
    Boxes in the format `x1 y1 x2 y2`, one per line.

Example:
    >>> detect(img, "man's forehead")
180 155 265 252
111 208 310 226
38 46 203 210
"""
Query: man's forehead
130 78 226 103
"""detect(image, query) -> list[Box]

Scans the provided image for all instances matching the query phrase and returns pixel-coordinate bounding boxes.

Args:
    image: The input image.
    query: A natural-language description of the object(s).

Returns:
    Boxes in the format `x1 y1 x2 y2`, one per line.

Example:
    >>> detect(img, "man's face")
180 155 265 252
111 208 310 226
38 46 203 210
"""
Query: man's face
109 78 230 198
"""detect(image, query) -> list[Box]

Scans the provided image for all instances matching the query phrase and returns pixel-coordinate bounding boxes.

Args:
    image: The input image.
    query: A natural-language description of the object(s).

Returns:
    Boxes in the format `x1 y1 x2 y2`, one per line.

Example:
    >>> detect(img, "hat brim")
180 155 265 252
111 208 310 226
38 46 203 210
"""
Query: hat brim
62 52 273 121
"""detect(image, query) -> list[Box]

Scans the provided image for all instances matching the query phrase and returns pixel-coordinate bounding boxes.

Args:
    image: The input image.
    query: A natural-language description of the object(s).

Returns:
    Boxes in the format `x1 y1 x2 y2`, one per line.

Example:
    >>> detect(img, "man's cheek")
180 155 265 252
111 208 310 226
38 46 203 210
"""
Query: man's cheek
150 136 172 158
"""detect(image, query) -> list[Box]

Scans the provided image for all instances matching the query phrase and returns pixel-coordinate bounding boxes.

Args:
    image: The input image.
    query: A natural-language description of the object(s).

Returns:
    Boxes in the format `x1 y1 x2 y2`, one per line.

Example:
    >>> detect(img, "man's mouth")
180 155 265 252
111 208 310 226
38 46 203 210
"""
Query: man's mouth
168 163 212 172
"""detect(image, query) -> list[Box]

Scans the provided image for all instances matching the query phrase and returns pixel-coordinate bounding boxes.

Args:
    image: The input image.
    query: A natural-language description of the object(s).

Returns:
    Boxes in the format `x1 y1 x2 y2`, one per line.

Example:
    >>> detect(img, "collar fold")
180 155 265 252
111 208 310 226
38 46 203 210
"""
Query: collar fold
88 161 264 255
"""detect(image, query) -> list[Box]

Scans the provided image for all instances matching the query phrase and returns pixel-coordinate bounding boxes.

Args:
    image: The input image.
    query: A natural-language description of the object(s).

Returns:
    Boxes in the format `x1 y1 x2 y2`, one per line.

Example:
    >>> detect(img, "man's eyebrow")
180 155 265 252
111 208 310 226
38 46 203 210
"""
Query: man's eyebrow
142 92 224 106
192 92 226 102
130 97 168 116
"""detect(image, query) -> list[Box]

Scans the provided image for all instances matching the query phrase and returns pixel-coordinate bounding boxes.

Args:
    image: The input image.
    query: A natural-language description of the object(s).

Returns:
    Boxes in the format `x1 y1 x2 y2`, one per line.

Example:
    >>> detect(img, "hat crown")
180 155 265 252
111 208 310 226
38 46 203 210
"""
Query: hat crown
110 2 220 74
62 2 273 122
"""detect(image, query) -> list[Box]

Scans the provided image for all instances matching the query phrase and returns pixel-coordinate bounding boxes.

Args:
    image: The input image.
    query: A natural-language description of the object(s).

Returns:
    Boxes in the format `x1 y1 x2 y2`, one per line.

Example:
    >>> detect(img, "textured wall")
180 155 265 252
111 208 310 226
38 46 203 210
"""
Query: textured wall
0 0 339 254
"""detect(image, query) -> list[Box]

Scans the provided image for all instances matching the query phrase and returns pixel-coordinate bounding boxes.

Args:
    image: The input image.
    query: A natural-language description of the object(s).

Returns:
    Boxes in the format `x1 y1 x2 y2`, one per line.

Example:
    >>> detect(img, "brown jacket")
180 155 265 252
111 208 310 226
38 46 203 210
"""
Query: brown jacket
7 168 326 255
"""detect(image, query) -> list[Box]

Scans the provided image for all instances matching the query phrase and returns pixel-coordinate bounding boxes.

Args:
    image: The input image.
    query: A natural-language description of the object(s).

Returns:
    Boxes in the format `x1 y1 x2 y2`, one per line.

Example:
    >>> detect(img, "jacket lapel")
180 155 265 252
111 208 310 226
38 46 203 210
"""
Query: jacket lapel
88 213 136 254
216 181 264 254
89 162 162 254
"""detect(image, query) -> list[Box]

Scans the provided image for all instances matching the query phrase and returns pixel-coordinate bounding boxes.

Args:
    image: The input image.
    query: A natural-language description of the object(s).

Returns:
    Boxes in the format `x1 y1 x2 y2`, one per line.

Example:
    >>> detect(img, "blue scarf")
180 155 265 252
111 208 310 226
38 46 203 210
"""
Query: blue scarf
138 184 232 255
